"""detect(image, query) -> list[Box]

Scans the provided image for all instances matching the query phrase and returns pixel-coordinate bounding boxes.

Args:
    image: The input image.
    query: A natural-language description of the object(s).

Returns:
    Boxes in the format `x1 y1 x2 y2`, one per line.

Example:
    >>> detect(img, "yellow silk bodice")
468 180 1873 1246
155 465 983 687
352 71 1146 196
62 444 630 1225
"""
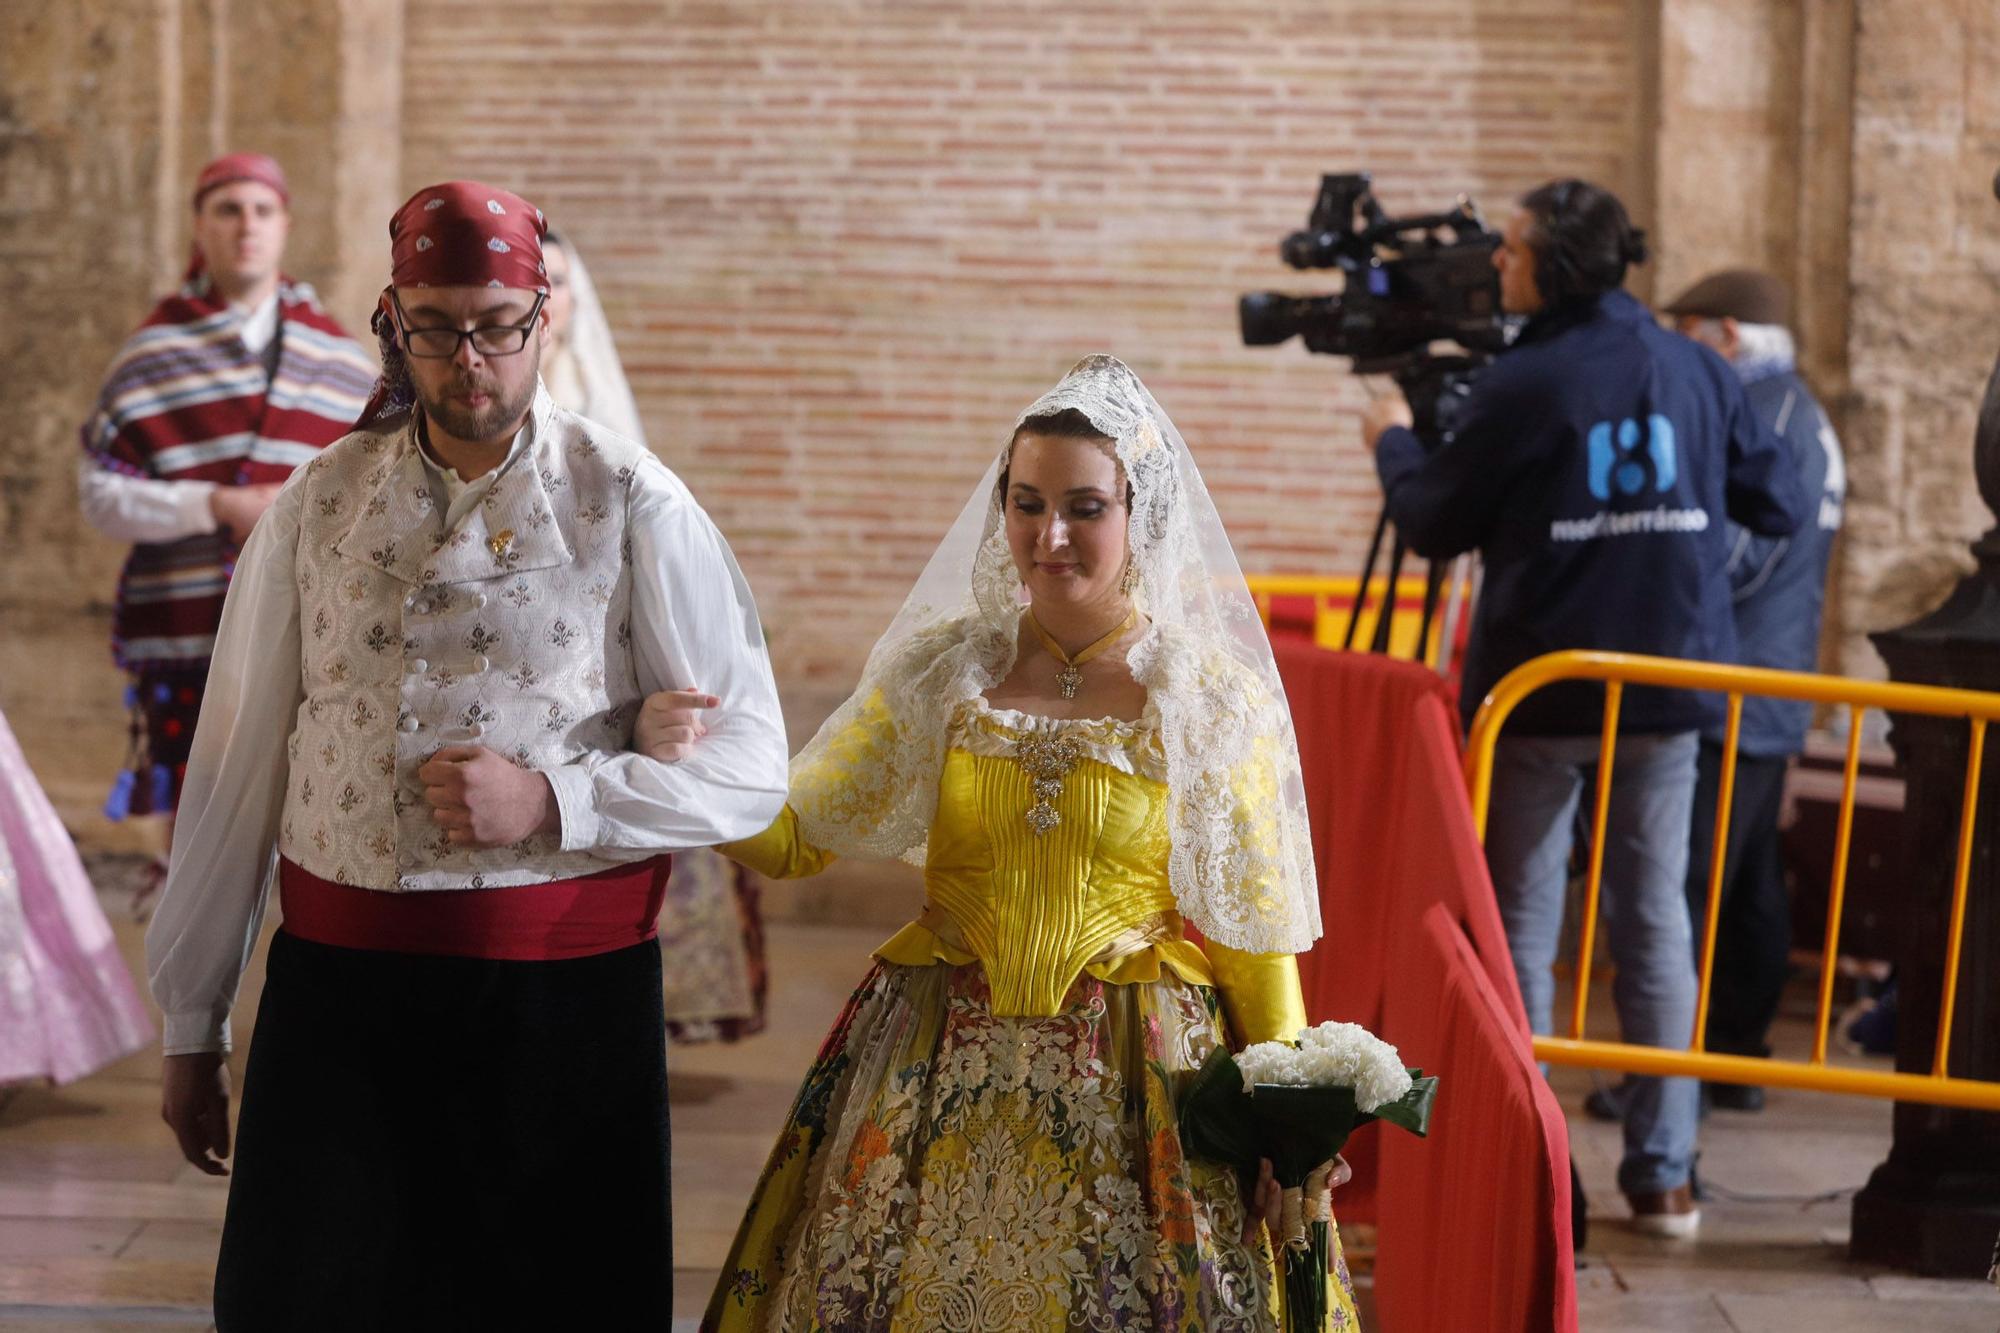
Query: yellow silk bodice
722 699 1307 1045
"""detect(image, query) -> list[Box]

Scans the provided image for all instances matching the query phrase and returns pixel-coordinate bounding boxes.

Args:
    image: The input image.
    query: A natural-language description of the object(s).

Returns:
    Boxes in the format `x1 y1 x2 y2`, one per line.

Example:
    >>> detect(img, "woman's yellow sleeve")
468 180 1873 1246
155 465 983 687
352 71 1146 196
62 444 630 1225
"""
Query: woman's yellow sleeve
720 684 914 879
1207 942 1308 1047
717 805 836 880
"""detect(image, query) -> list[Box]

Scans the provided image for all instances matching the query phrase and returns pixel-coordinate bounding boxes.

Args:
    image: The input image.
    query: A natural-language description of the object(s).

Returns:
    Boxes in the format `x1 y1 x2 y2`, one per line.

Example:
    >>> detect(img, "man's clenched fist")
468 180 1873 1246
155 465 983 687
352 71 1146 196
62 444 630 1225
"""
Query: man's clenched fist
418 745 561 847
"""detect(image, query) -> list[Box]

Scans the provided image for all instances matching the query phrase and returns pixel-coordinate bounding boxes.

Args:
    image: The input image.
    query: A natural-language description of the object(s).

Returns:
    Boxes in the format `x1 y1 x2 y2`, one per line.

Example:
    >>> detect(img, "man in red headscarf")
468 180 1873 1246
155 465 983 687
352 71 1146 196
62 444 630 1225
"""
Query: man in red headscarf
145 181 788 1329
78 153 377 875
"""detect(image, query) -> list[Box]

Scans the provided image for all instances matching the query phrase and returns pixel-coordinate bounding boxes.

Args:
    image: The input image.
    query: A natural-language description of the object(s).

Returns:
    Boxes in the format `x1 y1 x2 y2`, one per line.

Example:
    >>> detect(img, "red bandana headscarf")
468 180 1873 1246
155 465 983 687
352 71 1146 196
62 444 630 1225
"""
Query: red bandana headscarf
355 180 552 429
193 153 290 209
387 181 550 293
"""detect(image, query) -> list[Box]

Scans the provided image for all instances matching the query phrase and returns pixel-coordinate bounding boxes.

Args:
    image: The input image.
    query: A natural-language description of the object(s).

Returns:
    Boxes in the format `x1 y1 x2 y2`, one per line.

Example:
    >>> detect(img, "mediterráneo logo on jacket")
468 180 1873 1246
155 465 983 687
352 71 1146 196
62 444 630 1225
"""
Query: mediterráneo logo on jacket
1589 415 1676 500
1551 414 1709 543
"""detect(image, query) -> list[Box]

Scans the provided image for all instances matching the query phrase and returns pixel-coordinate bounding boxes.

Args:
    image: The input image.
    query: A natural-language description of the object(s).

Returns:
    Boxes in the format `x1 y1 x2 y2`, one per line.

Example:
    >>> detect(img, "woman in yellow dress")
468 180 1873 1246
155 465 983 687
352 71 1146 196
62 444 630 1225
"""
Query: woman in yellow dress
667 355 1358 1332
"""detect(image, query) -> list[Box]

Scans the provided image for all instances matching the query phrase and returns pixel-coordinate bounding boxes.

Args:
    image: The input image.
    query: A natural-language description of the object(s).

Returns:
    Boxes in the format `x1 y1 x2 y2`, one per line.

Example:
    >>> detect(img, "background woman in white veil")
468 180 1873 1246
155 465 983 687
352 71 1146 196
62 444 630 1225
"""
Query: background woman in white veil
647 355 1359 1331
543 229 769 1044
541 231 647 444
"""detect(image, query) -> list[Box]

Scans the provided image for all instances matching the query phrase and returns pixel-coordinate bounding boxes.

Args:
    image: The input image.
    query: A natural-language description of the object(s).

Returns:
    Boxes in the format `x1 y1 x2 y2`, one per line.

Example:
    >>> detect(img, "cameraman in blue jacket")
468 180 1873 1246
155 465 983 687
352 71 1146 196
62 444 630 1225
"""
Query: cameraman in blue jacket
1360 179 1808 1237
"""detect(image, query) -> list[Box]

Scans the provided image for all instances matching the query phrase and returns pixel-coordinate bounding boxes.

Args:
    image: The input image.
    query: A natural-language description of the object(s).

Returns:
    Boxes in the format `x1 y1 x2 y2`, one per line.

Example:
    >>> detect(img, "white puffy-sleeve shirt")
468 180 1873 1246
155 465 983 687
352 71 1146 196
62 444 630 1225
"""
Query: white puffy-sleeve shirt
145 437 789 1055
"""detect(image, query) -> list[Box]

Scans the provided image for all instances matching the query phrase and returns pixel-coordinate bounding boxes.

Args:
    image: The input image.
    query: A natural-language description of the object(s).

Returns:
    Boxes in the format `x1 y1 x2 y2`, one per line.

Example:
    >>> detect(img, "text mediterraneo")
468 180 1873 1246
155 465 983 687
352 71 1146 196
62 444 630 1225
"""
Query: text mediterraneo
1551 412 1707 543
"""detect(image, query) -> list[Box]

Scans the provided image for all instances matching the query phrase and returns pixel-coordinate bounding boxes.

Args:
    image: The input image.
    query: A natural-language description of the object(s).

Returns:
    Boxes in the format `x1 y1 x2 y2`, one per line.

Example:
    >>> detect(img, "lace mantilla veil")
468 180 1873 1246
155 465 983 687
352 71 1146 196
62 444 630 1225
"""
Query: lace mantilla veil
545 236 648 446
787 354 1322 955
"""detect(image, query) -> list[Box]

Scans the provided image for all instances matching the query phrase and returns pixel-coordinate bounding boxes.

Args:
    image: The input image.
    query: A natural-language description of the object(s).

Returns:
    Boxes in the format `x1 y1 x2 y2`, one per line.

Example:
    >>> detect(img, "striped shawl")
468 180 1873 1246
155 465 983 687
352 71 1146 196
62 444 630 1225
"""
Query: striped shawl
82 276 377 669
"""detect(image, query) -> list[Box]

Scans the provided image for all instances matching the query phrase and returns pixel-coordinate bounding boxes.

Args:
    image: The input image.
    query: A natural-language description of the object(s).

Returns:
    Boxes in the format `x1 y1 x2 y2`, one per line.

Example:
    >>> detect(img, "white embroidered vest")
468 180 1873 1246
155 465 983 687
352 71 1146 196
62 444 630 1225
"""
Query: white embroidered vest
279 390 645 891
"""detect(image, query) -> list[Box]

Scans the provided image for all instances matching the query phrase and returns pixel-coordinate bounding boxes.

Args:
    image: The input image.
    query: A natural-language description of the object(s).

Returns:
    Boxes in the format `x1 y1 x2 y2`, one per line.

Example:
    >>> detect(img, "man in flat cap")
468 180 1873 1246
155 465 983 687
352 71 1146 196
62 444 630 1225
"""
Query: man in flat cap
78 154 377 891
147 180 788 1328
1593 268 1846 1121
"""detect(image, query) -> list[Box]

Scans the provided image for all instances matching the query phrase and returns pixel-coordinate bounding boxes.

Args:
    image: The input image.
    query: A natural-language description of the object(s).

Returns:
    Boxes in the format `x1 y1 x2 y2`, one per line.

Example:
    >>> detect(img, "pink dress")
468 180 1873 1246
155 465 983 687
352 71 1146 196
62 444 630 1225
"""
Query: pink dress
0 709 153 1084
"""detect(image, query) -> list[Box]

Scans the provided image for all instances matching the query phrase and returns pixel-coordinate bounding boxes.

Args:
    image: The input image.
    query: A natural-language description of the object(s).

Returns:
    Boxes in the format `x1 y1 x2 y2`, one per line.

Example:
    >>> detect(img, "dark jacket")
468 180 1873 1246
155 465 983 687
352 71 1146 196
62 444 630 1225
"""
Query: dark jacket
1374 289 1808 736
1712 364 1844 756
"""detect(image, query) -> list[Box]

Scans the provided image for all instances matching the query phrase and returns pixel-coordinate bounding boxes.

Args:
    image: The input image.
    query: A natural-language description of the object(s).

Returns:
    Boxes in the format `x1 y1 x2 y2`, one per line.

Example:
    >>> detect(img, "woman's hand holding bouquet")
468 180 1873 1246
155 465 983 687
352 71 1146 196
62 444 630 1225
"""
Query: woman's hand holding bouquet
1184 1021 1438 1331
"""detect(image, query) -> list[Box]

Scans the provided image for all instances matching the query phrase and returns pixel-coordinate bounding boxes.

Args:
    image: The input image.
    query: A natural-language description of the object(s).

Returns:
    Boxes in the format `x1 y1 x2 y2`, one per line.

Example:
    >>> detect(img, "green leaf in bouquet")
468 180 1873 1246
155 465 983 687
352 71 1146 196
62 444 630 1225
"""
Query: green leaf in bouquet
1177 1047 1262 1186
1179 1052 1442 1193
1245 1084 1362 1188
1358 1071 1438 1139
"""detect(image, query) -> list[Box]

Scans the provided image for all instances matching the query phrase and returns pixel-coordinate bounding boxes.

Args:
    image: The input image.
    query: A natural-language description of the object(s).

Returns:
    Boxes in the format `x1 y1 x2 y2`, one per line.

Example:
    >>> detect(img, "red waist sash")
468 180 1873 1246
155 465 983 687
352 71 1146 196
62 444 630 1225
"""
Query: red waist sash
277 855 671 961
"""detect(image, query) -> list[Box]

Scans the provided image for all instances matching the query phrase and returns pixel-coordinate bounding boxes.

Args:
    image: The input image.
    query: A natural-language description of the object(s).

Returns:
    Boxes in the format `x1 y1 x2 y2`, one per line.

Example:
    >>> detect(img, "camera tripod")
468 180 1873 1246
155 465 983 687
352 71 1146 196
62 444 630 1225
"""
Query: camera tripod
1343 503 1477 678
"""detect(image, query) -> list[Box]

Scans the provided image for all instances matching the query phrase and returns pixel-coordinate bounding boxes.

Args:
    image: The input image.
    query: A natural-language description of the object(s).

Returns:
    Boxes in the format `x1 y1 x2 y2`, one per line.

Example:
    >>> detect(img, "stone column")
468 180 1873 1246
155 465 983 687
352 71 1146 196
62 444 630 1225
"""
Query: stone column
213 0 405 330
0 2 200 844
1833 0 2000 681
1854 170 2000 1278
1647 0 1854 397
0 0 403 838
1646 0 1858 671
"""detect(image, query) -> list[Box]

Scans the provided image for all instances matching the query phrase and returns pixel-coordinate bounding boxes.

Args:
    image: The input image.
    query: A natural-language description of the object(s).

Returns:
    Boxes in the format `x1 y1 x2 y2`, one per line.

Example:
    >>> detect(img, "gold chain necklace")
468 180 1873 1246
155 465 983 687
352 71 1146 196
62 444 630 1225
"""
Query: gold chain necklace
1026 605 1136 700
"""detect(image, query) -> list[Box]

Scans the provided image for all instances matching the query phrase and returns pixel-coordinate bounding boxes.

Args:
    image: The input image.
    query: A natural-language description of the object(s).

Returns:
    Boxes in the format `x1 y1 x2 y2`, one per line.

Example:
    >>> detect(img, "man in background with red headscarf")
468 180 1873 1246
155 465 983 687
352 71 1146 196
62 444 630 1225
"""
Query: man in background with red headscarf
78 154 376 882
145 180 787 1329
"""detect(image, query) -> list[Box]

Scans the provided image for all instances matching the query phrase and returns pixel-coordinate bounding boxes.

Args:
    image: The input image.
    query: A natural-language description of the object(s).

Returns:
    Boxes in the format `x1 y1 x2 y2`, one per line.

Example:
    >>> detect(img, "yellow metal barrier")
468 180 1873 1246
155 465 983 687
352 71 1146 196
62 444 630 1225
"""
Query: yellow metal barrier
1244 574 1445 662
1463 650 2000 1112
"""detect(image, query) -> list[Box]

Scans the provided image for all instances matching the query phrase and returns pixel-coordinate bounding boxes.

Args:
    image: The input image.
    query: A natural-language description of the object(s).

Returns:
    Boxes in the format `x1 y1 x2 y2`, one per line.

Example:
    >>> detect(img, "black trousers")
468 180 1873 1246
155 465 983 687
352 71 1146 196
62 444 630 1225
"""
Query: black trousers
1683 740 1793 1061
214 932 672 1332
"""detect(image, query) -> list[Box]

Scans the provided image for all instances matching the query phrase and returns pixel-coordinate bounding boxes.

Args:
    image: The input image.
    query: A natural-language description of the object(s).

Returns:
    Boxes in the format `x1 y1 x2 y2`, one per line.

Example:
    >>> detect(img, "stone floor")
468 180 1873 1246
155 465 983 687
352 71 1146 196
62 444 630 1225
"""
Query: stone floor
1 863 1995 1330
1558 1013 2000 1331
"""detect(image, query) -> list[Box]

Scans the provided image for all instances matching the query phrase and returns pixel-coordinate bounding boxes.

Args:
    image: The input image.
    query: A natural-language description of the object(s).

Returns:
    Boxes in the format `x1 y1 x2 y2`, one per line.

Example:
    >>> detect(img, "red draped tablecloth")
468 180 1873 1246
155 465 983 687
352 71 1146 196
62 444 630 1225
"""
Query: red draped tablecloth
1274 643 1527 1225
1273 640 1521 1025
1377 903 1579 1332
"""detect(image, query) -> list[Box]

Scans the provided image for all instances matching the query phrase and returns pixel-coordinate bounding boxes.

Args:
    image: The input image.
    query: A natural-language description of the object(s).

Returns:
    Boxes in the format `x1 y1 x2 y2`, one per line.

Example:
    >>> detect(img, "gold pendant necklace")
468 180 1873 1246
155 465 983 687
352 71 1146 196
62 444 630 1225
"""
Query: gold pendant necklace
1027 606 1136 701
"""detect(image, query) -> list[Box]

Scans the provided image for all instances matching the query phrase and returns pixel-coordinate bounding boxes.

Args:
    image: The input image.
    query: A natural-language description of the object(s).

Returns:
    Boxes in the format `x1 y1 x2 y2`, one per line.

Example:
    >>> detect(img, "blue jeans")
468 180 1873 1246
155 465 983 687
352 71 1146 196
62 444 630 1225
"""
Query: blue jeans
1486 731 1701 1195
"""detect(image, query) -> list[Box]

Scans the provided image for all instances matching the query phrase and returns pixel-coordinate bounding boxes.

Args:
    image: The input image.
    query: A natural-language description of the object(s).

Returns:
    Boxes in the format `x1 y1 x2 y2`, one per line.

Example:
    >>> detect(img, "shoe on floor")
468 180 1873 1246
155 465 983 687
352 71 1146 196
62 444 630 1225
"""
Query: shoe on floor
1844 983 1898 1056
1704 1080 1765 1112
1625 1182 1701 1238
1583 1078 1633 1122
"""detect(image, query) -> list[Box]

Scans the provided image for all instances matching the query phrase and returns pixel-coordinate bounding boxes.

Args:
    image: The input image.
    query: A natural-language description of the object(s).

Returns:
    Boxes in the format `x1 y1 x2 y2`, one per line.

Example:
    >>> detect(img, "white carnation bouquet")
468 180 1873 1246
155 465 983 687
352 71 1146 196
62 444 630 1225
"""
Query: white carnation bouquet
1235 1020 1417 1113
1181 1019 1437 1332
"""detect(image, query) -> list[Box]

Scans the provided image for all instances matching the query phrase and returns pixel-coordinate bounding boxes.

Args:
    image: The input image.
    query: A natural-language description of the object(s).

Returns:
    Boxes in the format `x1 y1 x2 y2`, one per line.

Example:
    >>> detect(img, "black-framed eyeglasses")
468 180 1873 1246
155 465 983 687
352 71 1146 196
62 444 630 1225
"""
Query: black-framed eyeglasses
392 290 546 359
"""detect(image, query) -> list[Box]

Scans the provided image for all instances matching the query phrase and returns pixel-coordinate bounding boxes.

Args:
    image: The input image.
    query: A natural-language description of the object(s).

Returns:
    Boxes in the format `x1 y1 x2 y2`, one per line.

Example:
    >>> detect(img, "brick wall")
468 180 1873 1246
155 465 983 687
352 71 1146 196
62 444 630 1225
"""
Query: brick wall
400 0 1649 726
59 2 1988 843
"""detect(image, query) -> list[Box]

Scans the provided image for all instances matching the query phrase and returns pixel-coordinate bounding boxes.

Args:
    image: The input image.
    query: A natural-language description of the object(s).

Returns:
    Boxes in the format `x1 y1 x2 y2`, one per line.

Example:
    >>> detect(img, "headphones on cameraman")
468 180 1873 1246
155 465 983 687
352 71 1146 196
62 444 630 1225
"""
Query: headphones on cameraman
1529 180 1647 306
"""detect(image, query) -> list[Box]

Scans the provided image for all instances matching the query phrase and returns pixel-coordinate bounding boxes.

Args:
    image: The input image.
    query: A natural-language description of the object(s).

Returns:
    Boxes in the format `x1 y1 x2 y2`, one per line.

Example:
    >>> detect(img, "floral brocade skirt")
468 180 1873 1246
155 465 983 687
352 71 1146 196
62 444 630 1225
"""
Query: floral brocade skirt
701 960 1359 1333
